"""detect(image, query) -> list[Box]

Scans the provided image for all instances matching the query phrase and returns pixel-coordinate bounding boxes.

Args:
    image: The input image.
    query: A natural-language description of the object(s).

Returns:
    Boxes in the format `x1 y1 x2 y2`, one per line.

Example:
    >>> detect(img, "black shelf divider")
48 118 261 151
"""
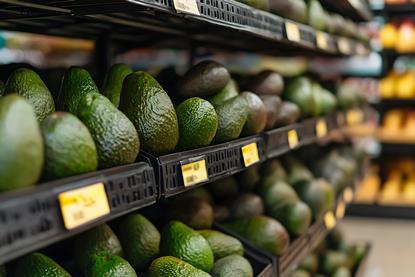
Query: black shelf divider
320 0 373 21
347 203 415 219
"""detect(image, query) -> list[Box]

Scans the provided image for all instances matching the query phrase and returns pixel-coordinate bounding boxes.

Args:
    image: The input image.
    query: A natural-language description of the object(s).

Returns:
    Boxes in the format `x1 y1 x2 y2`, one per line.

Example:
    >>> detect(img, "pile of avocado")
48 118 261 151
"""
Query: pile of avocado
291 227 368 277
2 214 254 277
233 0 369 43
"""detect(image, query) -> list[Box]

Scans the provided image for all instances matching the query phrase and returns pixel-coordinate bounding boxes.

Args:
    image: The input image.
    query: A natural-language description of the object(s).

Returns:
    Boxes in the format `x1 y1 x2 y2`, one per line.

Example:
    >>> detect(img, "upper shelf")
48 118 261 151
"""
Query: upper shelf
383 3 415 15
0 0 370 56
320 0 373 21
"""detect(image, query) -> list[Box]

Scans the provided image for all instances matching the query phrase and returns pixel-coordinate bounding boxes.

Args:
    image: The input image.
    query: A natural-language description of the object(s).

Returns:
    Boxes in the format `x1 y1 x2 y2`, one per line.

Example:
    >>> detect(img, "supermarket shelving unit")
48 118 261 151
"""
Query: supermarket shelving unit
0 0 372 275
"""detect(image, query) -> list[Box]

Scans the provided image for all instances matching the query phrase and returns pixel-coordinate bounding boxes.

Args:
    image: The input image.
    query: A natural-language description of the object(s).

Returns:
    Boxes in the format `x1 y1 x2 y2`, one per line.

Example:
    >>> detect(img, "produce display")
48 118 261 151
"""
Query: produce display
378 109 415 141
290 228 369 277
379 70 415 99
380 20 415 53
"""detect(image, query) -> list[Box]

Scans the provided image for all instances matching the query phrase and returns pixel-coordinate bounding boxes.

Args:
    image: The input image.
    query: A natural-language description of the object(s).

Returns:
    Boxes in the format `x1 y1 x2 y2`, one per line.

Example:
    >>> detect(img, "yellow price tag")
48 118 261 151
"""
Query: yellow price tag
316 119 328 138
343 187 354 203
59 183 110 230
316 31 328 49
338 38 351 54
181 159 208 187
172 0 200 15
285 22 300 42
324 211 337 230
336 201 346 219
288 129 299 149
241 142 260 167
347 109 363 125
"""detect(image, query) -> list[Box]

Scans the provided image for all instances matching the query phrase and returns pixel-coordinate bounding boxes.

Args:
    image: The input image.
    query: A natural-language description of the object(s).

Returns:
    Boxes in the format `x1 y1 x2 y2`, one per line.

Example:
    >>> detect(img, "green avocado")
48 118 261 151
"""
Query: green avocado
208 79 239 107
229 193 264 219
246 70 284 96
73 223 123 271
41 112 98 180
290 269 311 277
165 198 214 229
119 71 179 155
260 159 287 181
116 214 160 271
270 0 307 23
235 0 269 11
274 101 301 127
321 251 349 275
4 68 55 121
257 177 299 211
176 97 218 151
268 201 312 236
198 230 244 260
76 93 139 168
175 187 213 203
212 255 253 277
160 221 214 273
241 91 267 135
308 0 325 30
149 256 212 277
85 252 137 277
0 94 43 191
333 267 351 277
178 61 230 98
236 165 260 191
13 252 71 277
259 95 282 130
283 77 314 116
283 156 313 186
223 215 289 255
311 83 337 116
214 96 249 143
101 64 133 107
299 253 319 273
58 67 99 113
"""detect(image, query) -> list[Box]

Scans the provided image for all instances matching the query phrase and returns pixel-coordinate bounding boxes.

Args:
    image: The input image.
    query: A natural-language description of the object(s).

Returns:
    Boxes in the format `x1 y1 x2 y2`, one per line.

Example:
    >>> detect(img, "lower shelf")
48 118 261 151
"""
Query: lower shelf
347 203 415 219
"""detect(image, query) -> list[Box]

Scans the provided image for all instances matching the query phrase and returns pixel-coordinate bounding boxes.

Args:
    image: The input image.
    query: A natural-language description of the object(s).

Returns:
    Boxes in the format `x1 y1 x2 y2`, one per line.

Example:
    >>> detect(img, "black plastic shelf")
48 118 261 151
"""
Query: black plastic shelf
381 143 415 156
0 162 156 265
320 0 372 21
347 203 415 219
0 0 370 56
383 3 415 15
372 99 415 110
141 135 266 198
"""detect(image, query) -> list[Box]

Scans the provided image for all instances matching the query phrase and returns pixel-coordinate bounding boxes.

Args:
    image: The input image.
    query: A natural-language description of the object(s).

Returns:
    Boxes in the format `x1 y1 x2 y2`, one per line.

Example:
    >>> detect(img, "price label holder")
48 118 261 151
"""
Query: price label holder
172 0 200 15
316 119 328 138
316 31 328 50
59 182 110 230
324 211 336 230
336 201 346 219
343 187 354 203
288 129 299 149
285 22 301 42
338 38 351 54
181 158 208 187
241 142 260 167
347 109 364 125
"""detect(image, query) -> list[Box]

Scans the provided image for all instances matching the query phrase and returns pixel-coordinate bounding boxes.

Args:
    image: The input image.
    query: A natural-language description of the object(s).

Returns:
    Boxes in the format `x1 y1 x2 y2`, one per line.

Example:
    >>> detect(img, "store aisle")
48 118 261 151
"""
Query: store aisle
340 217 415 277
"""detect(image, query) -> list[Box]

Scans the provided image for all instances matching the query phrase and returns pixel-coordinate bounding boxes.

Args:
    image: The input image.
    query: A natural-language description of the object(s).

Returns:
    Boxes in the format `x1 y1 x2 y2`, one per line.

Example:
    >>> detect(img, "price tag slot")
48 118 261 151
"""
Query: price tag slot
324 211 336 230
316 119 328 138
241 142 260 167
336 201 346 219
316 31 328 50
285 22 301 42
172 0 200 15
343 187 354 203
181 159 208 187
59 183 110 230
288 129 299 149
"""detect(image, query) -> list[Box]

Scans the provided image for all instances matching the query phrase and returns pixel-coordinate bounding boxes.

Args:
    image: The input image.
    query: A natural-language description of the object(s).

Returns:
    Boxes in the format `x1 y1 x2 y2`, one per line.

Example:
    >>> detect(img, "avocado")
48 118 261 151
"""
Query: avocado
149 256 211 277
208 176 239 200
212 255 253 277
101 64 133 107
4 68 55 122
260 159 287 181
119 71 179 155
241 91 267 135
235 0 269 11
160 221 214 272
85 252 137 277
293 178 335 219
208 79 239 107
333 267 351 277
270 0 307 23
214 95 249 143
283 77 314 116
116 214 160 271
308 0 325 30
175 187 213 203
58 67 99 113
274 101 301 127
290 269 311 277
268 201 312 236
229 193 264 219
178 61 230 98
246 70 284 96
198 230 244 259
283 156 313 186
213 205 231 222
0 95 43 191
41 112 98 180
176 97 218 150
236 165 260 191
73 223 123 271
76 93 139 168
311 83 337 116
13 252 70 277
165 197 214 229
260 95 282 129
325 227 344 250
257 178 298 211
223 215 289 255
299 253 318 273
321 251 349 275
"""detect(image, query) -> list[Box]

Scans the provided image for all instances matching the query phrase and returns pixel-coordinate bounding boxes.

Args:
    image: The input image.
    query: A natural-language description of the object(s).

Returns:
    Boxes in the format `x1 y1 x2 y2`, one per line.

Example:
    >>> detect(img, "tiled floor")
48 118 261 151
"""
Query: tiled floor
340 217 415 277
